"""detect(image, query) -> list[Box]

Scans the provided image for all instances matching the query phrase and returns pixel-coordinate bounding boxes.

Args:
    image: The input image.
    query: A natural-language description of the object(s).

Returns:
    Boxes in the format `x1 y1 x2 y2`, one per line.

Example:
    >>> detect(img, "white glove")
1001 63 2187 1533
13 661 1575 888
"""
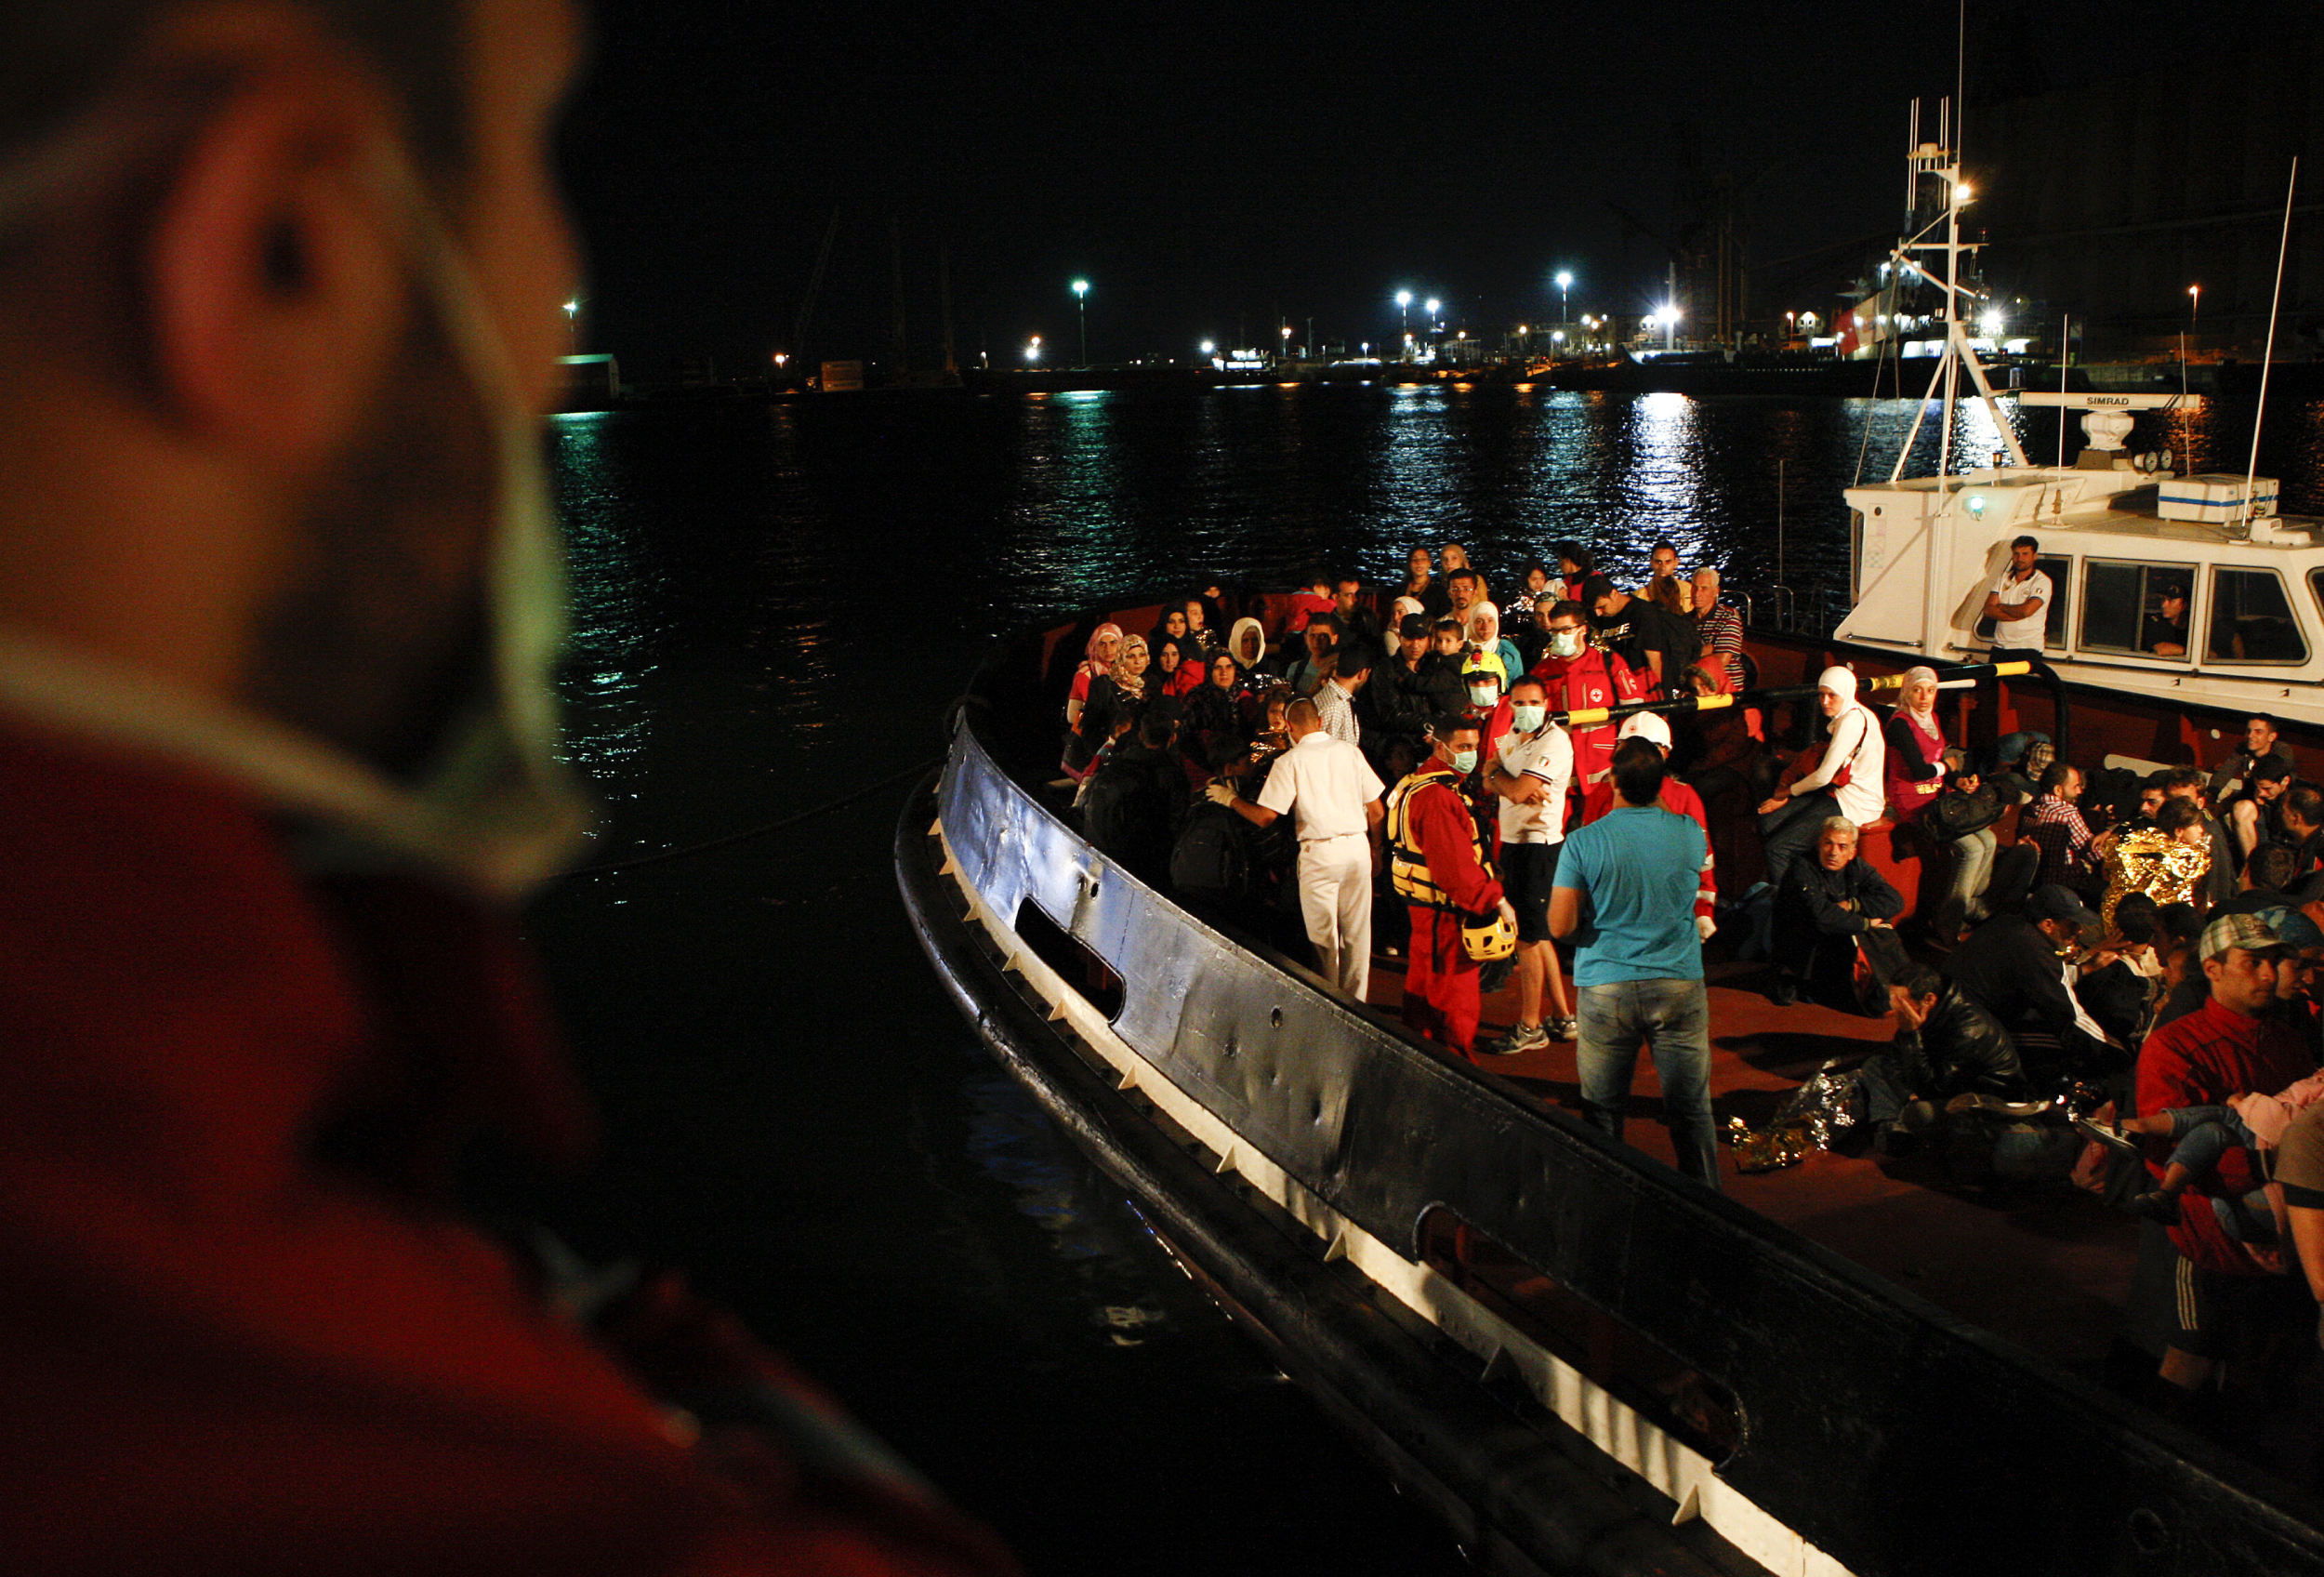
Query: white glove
1697 914 1717 942
1204 781 1238 807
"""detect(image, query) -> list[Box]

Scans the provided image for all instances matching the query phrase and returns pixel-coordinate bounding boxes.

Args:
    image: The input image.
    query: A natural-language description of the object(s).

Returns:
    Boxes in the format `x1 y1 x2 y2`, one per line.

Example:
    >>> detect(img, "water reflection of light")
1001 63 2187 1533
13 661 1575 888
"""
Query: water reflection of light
1615 392 1705 568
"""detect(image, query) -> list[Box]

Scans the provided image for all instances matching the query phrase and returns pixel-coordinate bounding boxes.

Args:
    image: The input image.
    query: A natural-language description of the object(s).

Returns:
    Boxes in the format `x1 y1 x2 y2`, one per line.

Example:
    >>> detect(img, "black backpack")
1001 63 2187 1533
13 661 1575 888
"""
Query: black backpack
1170 804 1253 907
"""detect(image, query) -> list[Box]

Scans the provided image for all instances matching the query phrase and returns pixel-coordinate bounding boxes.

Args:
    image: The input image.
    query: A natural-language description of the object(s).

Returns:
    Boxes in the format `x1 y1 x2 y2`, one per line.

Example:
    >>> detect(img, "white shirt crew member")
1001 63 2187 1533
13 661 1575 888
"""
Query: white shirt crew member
1257 731 1385 999
1497 722 1573 846
1986 563 2053 651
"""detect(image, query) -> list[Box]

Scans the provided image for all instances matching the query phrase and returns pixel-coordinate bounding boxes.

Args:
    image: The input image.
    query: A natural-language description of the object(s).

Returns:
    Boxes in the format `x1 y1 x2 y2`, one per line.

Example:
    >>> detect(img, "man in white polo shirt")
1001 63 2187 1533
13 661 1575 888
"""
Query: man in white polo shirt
1208 696 1385 996
1982 534 2051 653
1482 674 1577 1052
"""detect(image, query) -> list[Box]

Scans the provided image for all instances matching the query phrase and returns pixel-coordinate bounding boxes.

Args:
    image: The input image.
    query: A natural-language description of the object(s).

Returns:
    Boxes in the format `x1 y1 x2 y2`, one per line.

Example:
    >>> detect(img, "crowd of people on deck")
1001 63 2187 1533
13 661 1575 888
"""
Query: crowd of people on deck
1053 543 2324 1450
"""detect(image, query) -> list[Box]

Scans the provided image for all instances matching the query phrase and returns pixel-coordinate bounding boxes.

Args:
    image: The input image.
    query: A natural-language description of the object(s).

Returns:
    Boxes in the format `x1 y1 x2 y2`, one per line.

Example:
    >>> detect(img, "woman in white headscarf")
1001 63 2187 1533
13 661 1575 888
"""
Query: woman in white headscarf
1467 602 1523 689
1755 665 1886 884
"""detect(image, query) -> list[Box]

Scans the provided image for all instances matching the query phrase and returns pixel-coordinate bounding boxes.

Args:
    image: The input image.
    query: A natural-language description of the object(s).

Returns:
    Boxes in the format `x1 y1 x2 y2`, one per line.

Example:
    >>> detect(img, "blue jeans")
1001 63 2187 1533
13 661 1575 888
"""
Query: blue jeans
1577 978 1721 1191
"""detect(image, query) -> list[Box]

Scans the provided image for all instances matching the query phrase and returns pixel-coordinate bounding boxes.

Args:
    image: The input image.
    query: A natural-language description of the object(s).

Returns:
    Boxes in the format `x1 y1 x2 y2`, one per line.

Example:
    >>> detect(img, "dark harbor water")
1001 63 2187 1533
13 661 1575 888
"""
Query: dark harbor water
522 384 2322 1574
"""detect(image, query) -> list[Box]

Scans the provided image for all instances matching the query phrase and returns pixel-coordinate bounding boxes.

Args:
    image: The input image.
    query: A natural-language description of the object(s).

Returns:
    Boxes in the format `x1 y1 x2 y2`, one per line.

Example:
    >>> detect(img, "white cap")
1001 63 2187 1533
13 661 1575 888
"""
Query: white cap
1618 711 1672 750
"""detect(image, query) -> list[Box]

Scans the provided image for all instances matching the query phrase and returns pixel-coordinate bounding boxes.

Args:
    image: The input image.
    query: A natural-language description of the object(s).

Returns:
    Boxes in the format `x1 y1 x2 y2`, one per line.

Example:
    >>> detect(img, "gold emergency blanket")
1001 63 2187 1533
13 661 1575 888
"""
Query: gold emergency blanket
2100 826 2209 931
1726 1058 1860 1173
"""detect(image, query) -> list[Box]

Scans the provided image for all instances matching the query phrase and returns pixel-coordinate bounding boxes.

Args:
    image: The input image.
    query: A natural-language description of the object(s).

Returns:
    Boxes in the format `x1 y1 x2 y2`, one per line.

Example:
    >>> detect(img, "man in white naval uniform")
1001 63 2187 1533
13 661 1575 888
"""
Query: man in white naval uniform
1208 696 1385 997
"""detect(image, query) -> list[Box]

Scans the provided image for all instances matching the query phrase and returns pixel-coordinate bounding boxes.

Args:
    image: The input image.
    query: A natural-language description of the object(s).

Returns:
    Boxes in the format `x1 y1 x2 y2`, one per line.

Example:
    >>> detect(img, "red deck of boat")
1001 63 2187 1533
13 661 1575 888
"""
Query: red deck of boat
1366 948 2139 1378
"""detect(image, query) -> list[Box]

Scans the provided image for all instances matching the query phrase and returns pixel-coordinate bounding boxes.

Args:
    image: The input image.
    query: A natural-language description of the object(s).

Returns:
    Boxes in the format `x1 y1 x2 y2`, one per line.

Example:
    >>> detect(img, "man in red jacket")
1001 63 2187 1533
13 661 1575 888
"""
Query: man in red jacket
2136 913 2315 1404
1384 717 1514 1058
0 3 1012 1574
1529 599 1643 788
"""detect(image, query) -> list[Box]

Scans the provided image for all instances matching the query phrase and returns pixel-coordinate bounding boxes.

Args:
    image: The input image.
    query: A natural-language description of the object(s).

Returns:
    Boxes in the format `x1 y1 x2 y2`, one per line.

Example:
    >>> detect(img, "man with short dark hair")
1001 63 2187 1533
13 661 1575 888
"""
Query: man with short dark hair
2021 761 2104 904
1315 640 1372 748
1331 575 1380 643
2209 712 2292 803
1980 534 2051 652
1551 737 1720 1190
1446 567 1486 636
2225 756 2295 863
1373 613 1464 752
2138 913 2317 1402
1531 597 1639 786
1854 961 2030 1143
1481 675 1576 1052
1210 696 1385 998
1383 716 1513 1058
2164 766 2238 907
1945 884 2116 1085
0 2 1015 1571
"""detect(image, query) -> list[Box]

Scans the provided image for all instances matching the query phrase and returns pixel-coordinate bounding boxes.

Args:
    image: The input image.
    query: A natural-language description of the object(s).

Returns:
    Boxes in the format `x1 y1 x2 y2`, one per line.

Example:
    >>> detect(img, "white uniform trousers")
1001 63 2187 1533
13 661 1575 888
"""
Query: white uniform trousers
1297 832 1373 1000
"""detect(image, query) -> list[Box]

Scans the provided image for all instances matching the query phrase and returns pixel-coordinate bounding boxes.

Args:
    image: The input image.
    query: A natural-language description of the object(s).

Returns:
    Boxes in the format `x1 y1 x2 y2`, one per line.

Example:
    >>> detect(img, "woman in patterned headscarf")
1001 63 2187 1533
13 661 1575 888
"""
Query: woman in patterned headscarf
1064 634 1150 782
1065 622 1123 730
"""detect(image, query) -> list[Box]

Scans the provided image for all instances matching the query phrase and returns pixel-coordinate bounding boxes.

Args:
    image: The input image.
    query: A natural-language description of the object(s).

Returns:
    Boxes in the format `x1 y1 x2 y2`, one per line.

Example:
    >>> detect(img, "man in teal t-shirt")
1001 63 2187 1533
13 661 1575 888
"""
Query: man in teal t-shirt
1552 735 1719 1190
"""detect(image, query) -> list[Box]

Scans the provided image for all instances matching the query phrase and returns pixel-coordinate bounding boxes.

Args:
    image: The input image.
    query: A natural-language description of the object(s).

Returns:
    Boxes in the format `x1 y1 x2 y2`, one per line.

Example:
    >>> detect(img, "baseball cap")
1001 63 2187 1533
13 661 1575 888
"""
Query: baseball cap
2024 884 2100 931
2253 906 2324 951
2199 910 2292 961
1618 711 1672 749
1397 613 1431 639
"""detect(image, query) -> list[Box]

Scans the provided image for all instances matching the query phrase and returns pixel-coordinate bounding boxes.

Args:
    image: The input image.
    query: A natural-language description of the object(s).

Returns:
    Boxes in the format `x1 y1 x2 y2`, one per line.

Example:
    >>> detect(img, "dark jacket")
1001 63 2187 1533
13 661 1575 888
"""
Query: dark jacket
1923 779 2003 844
1775 852 1904 940
1374 652 1465 739
1944 912 2079 1039
1892 984 2029 1099
1081 740 1190 882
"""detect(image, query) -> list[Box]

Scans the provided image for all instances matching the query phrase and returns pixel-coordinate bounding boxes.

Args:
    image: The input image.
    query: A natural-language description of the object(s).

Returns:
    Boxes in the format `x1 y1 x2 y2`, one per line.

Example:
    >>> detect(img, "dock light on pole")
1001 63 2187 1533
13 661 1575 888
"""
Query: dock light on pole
1071 279 1089 366
1655 303 1680 350
1979 310 2004 338
1424 297 1440 323
2189 283 2201 329
1200 339 1215 356
563 298 579 351
1026 336 1041 364
1554 270 1573 325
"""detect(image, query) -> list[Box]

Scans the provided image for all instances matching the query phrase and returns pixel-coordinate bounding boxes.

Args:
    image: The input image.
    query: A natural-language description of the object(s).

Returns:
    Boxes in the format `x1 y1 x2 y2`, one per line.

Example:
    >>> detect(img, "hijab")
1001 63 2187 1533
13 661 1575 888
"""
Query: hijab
1899 665 1941 721
1080 622 1123 678
1108 635 1149 702
1228 616 1267 669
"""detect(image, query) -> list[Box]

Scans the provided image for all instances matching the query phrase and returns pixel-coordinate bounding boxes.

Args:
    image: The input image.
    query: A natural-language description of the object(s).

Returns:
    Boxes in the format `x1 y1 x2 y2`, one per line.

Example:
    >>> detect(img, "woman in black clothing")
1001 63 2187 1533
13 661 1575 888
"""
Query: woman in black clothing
1182 650 1260 760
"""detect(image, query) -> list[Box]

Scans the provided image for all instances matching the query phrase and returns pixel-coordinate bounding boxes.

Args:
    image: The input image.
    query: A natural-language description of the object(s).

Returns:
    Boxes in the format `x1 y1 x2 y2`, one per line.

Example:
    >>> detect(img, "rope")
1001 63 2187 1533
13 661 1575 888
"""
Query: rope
556 756 943 878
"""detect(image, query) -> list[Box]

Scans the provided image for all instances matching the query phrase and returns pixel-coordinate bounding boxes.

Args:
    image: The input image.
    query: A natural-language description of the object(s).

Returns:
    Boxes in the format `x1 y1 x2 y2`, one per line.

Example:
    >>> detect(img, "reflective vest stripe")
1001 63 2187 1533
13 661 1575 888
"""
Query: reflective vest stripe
1383 768 1493 911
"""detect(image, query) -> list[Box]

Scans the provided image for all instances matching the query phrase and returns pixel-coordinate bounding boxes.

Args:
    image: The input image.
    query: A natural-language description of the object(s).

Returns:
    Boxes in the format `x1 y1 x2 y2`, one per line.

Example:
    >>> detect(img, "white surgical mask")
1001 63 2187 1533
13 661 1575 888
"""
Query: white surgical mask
1468 685 1496 707
1512 703 1547 733
0 117 587 900
1449 748 1479 775
1546 629 1582 659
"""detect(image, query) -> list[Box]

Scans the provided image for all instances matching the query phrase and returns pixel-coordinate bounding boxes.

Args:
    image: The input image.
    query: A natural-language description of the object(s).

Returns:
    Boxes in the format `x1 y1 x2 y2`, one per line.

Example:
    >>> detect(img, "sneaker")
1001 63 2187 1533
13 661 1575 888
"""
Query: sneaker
1546 1014 1579 1042
2131 1189 2182 1226
1482 1021 1551 1056
1944 1093 2056 1120
2073 1115 2142 1155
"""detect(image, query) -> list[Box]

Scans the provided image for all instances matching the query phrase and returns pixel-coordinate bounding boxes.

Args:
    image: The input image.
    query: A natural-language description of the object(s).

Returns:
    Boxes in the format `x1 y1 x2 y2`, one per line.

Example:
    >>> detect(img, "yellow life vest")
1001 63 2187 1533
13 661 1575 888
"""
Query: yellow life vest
1383 766 1494 911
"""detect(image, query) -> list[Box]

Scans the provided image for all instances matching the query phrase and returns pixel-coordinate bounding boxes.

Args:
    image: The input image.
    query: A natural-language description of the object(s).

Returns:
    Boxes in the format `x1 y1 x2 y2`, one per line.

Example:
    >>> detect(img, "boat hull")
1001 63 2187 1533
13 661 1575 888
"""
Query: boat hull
900 622 2324 1577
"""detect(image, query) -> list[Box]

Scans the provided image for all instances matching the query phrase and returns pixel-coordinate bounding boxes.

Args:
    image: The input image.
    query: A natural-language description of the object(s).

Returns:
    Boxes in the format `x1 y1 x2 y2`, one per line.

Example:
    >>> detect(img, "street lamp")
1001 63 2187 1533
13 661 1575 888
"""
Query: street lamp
1071 279 1089 366
1200 339 1216 357
1554 270 1573 325
563 298 579 352
1280 323 1292 364
2188 283 2201 336
1026 336 1042 364
1656 303 1681 351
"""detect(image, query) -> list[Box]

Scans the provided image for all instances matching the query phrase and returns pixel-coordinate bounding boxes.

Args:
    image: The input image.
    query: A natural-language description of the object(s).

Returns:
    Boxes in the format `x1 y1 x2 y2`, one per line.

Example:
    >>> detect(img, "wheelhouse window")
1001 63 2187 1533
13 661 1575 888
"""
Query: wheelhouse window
2209 567 2308 665
2035 554 2070 649
2080 559 2196 659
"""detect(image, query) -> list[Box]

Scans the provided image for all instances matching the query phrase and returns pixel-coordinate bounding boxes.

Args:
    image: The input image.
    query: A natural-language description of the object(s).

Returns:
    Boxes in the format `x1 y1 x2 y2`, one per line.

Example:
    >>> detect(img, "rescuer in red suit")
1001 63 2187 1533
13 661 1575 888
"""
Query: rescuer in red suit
1529 598 1645 788
1384 717 1513 1058
0 3 1012 1573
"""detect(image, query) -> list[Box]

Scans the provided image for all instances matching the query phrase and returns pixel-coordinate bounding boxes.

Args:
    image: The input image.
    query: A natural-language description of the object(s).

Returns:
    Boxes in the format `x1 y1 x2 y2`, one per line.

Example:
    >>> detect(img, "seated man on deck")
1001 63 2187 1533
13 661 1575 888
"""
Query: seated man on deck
2222 756 2296 867
1944 885 2118 1092
1767 817 1905 1010
1853 962 2030 1150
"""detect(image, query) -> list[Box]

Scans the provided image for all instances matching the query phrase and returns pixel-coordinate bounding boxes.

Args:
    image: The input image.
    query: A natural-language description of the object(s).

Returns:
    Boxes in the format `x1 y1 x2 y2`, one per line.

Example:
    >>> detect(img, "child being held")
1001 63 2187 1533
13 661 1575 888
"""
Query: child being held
2081 1072 2324 1239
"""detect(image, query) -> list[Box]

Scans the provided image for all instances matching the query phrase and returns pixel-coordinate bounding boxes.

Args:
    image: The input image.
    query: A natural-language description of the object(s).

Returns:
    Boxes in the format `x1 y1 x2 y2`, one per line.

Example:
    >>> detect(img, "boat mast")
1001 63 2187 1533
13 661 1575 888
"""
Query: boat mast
1935 95 1960 486
2242 158 2299 536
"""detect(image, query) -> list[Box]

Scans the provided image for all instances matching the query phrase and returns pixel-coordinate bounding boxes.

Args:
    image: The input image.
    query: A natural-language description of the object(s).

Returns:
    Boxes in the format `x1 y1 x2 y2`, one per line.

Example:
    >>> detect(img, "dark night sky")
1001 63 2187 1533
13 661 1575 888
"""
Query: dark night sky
556 0 2257 381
